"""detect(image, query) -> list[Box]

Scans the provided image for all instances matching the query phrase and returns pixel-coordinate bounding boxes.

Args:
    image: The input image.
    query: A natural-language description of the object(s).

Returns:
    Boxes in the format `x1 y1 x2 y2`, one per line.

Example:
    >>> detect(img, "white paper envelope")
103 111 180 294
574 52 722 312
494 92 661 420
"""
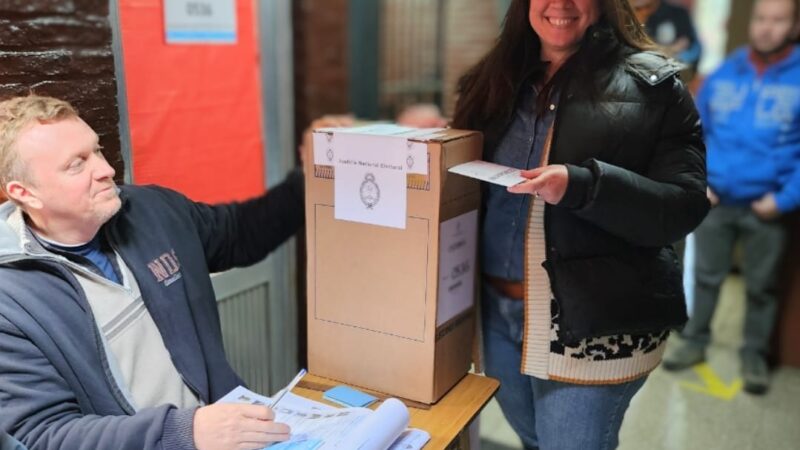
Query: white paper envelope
448 160 527 187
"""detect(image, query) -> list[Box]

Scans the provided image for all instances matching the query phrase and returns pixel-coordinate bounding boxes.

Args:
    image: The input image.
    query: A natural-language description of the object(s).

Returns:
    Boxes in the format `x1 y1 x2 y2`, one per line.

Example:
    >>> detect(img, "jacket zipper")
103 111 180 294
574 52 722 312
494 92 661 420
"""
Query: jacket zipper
9 253 139 414
103 227 205 402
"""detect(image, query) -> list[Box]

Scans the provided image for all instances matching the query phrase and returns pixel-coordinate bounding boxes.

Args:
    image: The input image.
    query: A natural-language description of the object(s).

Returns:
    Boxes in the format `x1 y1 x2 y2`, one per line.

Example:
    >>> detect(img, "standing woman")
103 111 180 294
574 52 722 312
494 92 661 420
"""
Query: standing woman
453 1 709 449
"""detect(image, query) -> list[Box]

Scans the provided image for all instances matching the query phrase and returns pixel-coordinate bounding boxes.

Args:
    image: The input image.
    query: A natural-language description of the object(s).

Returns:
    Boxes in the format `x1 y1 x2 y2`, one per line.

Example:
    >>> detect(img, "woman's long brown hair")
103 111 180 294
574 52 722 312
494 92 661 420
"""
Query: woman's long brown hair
452 0 656 138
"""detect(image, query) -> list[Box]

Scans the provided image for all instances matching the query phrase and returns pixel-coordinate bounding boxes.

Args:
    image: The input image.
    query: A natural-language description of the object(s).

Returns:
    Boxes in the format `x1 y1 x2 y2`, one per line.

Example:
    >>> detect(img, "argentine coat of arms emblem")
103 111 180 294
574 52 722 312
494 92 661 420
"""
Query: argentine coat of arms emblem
359 173 380 209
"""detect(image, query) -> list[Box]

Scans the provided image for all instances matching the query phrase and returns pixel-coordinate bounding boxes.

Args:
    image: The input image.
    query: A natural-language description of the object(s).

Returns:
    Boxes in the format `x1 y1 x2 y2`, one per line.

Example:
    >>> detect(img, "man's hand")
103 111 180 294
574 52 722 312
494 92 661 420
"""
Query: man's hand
707 187 719 207
299 114 355 168
396 104 448 128
666 37 690 57
751 192 781 221
193 403 290 450
507 165 569 205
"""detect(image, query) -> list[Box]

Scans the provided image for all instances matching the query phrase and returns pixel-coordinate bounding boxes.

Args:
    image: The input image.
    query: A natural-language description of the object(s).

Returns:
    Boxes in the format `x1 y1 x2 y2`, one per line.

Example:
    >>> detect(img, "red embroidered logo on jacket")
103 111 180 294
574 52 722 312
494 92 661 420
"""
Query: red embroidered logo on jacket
147 250 182 286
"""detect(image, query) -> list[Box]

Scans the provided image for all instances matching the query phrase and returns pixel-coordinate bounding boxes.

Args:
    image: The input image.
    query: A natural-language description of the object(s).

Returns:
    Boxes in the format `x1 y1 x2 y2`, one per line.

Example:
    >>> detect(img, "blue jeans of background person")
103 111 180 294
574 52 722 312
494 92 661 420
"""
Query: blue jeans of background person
482 284 647 450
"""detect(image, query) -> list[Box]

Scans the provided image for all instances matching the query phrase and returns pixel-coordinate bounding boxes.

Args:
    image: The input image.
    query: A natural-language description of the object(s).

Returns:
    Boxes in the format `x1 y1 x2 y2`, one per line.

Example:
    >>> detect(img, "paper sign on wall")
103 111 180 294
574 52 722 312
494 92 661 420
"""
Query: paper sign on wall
437 210 478 326
164 0 237 44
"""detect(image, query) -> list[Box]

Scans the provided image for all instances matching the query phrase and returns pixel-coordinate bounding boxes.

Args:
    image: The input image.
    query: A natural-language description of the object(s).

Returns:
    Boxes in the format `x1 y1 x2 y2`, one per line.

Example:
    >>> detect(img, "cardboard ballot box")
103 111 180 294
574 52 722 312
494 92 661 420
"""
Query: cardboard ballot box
304 125 482 404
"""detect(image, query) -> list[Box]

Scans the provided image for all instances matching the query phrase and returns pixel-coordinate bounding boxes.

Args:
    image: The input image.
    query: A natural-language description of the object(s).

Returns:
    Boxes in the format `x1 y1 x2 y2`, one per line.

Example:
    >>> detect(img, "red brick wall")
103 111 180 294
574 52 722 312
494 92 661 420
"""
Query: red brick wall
293 0 350 142
0 0 123 183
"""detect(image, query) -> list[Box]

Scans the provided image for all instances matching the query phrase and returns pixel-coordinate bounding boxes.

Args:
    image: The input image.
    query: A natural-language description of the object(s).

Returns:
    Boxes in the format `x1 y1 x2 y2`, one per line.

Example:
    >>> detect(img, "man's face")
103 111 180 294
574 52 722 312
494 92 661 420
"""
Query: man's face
750 0 799 55
11 117 121 233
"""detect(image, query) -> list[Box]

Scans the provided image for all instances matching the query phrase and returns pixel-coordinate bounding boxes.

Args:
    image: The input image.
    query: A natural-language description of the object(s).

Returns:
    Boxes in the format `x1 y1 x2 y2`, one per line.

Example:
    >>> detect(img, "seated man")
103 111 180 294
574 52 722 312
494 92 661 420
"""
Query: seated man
0 95 300 449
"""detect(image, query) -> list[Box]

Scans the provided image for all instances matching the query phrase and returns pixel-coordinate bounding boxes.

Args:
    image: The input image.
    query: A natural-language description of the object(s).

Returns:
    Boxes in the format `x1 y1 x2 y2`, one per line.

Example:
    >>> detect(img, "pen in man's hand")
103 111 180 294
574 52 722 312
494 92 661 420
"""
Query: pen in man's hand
270 368 307 409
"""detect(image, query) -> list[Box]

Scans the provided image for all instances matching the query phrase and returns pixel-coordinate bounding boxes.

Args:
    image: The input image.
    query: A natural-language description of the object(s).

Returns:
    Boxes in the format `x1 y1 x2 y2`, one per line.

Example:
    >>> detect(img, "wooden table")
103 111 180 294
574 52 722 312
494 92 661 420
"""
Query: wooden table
294 373 500 450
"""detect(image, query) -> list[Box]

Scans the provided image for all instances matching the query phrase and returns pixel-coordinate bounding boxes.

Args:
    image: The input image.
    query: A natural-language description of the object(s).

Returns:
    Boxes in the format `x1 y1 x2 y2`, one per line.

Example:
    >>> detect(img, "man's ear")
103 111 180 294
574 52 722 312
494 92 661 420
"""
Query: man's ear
5 181 42 210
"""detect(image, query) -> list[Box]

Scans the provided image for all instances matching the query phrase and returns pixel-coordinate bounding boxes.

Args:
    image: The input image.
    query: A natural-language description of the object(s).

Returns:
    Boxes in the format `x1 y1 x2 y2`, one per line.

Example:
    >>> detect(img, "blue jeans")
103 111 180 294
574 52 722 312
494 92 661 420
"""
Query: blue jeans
482 285 647 450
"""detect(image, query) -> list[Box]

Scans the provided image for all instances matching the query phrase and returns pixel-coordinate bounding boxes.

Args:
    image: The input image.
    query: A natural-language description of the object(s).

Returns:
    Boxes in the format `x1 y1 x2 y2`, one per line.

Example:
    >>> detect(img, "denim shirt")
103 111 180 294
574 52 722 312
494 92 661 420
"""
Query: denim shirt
481 86 559 281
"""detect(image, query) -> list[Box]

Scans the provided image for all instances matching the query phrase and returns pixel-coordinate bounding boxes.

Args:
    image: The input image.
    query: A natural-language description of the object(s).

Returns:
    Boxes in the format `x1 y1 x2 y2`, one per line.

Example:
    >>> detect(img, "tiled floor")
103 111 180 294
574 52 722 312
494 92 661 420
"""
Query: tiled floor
477 275 800 450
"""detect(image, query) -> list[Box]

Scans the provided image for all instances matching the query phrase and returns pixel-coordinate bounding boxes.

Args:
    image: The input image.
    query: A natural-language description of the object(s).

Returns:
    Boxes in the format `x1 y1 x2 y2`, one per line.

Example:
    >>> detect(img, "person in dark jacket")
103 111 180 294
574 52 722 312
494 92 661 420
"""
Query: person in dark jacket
452 0 708 449
632 0 702 72
0 95 302 449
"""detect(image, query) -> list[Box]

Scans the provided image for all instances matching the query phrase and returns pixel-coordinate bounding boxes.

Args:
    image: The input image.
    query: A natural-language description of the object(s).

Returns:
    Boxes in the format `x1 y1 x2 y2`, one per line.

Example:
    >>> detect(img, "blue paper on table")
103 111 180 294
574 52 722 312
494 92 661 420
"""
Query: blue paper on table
270 439 322 450
323 385 378 408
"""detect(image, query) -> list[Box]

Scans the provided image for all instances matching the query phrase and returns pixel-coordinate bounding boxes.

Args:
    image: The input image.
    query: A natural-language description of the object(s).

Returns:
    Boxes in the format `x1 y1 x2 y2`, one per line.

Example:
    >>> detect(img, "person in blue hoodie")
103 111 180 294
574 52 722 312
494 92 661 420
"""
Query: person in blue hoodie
0 95 302 449
663 0 800 395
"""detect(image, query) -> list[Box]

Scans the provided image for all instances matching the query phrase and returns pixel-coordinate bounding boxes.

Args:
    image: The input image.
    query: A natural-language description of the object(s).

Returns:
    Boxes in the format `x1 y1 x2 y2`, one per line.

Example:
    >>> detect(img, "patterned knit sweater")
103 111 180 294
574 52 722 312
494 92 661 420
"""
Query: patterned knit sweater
519 127 670 385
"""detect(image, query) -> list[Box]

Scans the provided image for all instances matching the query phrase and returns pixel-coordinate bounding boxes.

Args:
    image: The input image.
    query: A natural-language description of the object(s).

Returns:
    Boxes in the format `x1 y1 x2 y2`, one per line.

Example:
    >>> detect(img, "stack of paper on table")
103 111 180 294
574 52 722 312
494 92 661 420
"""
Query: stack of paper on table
218 386 431 450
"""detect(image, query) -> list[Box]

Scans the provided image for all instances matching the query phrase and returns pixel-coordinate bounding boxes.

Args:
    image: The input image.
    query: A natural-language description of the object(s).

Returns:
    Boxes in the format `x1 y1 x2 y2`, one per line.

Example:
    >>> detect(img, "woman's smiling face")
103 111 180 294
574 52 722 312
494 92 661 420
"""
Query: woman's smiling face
529 0 601 62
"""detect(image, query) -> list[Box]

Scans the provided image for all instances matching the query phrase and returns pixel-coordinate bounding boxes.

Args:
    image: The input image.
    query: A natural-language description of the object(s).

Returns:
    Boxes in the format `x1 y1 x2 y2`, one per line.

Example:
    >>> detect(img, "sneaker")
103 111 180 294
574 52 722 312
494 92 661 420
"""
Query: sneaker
662 342 706 371
741 353 769 395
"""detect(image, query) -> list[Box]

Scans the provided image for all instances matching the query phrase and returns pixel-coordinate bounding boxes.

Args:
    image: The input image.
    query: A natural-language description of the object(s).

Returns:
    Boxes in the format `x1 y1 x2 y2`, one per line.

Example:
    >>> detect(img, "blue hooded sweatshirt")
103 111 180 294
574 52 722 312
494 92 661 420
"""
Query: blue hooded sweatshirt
695 45 800 212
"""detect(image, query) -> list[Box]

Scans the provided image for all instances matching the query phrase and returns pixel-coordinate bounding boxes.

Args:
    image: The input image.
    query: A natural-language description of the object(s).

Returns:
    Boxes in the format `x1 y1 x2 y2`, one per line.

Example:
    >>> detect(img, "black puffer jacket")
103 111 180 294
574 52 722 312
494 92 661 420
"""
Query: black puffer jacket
488 30 710 344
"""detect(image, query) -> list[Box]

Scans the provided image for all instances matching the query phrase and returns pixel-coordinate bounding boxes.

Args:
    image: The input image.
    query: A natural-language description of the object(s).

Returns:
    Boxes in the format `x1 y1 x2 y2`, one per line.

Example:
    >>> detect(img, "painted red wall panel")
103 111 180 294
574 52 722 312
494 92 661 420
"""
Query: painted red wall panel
119 0 266 203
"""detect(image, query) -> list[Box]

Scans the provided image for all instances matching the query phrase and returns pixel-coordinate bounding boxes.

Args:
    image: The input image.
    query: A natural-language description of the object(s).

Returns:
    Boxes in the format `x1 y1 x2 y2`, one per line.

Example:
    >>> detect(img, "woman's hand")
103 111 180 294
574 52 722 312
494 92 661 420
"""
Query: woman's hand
507 165 569 205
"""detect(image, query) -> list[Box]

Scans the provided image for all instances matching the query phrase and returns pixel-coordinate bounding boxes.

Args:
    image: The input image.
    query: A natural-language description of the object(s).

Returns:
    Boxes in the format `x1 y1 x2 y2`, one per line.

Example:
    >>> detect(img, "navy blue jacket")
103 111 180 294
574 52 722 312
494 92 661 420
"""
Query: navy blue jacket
0 170 304 449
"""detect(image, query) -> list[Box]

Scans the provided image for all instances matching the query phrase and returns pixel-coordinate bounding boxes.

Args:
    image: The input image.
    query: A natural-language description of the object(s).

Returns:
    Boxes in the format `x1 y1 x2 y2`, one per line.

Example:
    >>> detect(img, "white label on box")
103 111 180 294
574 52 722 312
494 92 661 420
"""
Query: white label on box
437 209 478 326
313 131 336 166
164 0 237 44
406 142 428 175
313 126 435 175
317 124 415 136
334 133 408 229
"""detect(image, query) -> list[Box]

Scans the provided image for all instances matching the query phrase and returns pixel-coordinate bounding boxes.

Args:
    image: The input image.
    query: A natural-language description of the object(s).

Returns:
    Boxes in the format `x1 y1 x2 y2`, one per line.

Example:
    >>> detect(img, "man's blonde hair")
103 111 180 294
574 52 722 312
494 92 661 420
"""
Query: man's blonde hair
0 95 78 190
